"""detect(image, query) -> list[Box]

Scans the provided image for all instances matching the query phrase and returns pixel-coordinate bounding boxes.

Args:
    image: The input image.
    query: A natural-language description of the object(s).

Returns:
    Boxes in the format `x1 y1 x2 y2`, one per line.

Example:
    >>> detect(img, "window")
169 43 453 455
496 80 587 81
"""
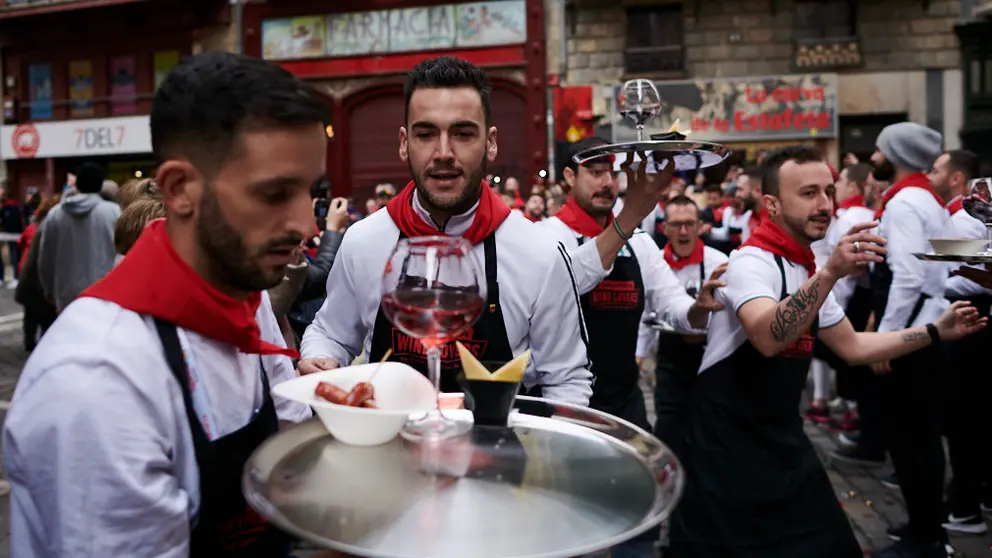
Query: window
794 0 856 41
625 4 684 75
28 63 52 120
109 56 137 115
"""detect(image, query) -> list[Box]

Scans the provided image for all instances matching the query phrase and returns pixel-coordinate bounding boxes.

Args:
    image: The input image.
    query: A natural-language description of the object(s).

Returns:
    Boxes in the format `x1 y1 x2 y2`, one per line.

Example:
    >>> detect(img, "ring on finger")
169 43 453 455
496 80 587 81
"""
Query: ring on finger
854 241 861 253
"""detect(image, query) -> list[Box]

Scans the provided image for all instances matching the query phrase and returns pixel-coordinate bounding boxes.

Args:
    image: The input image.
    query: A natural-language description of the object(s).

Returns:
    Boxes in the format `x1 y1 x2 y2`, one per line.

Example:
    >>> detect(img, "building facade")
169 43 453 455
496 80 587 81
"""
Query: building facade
955 0 992 164
243 0 547 203
546 0 965 168
0 0 230 197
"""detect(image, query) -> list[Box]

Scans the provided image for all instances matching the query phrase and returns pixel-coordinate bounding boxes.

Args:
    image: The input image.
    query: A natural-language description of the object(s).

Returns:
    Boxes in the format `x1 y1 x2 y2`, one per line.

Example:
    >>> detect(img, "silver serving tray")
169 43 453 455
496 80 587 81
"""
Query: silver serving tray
574 140 731 171
244 396 683 558
914 252 992 264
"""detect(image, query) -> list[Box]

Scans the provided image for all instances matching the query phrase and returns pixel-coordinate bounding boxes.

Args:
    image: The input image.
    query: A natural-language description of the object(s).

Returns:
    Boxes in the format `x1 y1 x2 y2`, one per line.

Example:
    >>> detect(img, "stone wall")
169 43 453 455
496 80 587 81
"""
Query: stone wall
559 0 961 84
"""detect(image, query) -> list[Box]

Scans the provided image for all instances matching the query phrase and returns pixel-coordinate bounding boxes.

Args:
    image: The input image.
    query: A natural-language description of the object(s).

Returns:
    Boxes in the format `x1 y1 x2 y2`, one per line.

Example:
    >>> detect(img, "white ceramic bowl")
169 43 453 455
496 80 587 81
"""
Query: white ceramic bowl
929 238 987 256
272 362 437 446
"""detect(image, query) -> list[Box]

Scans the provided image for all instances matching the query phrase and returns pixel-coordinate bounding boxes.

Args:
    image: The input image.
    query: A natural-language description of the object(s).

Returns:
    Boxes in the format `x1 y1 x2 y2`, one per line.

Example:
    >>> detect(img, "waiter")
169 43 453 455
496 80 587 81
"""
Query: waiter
816 163 887 462
539 137 725 429
929 149 992 536
869 123 955 557
668 145 984 558
641 194 728 455
3 52 317 556
299 57 593 404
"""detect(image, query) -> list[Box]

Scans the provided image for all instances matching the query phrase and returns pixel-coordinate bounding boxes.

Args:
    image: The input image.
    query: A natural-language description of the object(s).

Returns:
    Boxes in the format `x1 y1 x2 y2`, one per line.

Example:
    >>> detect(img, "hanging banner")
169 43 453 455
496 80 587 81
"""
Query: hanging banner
613 73 839 142
109 56 137 115
28 63 53 121
69 60 94 118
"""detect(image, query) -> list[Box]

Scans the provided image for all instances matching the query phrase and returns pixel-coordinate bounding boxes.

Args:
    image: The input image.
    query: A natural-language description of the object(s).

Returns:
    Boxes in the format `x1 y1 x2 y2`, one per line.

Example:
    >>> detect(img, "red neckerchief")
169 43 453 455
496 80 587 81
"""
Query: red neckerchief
875 172 942 219
81 219 297 358
385 180 511 245
524 212 543 223
740 220 816 277
748 207 769 233
946 196 964 215
664 240 704 270
838 195 866 210
555 196 613 237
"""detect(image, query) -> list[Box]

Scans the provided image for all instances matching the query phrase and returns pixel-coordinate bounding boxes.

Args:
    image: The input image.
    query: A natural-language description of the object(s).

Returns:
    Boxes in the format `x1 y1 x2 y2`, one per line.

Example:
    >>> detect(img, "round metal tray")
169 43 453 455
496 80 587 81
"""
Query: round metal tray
574 140 731 172
914 252 992 264
244 396 683 558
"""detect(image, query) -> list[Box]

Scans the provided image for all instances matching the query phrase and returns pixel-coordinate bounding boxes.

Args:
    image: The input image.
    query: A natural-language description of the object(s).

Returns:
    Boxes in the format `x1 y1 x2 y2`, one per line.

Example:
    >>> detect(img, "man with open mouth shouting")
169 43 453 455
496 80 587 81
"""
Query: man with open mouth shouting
299 57 592 405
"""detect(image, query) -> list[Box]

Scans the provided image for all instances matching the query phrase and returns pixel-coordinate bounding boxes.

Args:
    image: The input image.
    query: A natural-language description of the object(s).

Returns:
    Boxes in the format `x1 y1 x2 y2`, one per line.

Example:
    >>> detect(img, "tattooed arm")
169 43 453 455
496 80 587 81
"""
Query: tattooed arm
736 269 840 358
818 300 986 366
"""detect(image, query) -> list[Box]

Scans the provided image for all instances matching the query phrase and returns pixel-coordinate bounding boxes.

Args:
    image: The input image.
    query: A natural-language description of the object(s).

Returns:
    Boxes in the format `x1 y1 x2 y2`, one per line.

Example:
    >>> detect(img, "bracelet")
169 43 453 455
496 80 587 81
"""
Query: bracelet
925 323 940 344
612 218 633 241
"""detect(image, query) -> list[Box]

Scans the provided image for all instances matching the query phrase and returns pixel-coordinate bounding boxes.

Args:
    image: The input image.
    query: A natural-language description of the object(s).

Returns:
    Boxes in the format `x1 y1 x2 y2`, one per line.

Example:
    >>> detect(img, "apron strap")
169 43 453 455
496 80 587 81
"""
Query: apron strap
483 233 499 306
698 255 706 284
773 255 788 301
154 318 211 447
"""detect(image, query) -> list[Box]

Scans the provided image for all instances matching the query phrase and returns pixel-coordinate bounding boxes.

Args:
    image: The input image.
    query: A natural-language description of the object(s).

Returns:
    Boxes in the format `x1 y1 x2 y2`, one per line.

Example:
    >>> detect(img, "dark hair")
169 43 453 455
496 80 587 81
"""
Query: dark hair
665 194 700 217
566 136 611 171
741 165 764 183
151 52 330 175
703 183 723 194
845 163 872 191
944 149 980 182
75 161 105 194
405 56 492 126
761 146 824 197
527 192 544 202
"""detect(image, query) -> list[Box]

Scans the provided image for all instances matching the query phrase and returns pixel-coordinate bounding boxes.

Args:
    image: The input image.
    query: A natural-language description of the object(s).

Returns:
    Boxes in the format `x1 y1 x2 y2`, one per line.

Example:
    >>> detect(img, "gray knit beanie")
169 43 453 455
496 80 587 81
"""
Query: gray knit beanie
876 122 942 172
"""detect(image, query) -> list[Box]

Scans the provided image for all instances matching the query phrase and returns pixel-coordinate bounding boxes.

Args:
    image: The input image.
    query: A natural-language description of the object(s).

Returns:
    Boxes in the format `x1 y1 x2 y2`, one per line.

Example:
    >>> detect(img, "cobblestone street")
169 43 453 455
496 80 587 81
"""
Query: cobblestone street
0 289 989 556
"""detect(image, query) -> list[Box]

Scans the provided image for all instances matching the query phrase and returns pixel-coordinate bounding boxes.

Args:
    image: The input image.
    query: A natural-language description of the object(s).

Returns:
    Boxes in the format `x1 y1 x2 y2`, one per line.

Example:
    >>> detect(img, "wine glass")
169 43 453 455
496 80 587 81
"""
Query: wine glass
964 177 992 256
381 236 487 441
619 79 663 141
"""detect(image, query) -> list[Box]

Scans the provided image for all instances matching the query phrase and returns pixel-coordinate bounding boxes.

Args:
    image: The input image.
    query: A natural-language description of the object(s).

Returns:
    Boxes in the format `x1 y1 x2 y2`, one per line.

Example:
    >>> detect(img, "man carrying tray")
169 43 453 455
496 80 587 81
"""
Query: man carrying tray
3 52 318 557
536 137 725 431
299 57 593 403
668 145 986 558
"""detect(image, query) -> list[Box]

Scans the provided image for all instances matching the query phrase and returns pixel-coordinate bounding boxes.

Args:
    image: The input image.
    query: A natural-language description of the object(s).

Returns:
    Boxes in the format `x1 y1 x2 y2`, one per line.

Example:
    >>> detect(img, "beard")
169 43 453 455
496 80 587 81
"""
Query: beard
410 153 486 216
783 210 831 243
740 194 757 212
872 159 896 182
196 184 303 292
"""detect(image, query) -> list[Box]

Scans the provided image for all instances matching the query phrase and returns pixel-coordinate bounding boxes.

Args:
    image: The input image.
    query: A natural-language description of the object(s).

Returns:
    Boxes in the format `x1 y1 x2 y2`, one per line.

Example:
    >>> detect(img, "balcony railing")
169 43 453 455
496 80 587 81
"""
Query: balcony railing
794 37 863 71
624 45 685 76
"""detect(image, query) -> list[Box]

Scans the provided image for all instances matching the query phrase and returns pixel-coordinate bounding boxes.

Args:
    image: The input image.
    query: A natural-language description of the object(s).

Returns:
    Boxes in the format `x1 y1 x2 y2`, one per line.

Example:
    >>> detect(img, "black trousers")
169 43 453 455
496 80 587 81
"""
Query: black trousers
22 305 55 350
944 319 992 514
880 345 945 542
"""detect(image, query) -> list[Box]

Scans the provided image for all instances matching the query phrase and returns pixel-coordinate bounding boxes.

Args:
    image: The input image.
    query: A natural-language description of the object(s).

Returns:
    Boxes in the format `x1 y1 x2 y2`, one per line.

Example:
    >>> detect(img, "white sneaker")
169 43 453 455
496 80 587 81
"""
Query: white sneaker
4 279 16 289
942 513 987 534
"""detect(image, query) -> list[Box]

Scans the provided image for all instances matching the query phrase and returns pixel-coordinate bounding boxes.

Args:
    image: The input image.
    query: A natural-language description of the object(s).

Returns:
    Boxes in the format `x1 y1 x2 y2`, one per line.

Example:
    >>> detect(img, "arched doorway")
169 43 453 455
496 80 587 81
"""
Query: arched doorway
340 78 530 207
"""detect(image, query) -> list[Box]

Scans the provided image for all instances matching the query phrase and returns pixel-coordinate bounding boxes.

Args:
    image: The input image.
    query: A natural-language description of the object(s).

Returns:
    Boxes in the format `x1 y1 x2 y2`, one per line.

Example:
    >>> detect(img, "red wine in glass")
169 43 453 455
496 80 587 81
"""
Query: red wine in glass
964 178 992 256
381 289 485 347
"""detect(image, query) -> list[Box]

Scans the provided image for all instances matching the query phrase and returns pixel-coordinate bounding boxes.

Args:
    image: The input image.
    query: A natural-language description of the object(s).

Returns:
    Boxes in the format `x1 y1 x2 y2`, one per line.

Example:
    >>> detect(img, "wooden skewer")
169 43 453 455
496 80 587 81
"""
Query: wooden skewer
367 349 392 383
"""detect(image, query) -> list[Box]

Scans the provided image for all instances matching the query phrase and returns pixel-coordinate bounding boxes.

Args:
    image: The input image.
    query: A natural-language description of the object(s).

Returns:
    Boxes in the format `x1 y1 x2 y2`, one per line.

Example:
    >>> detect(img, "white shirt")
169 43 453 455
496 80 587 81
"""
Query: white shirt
819 205 876 309
876 187 952 332
538 216 703 355
3 292 311 558
944 201 991 297
699 246 847 374
636 244 729 357
301 196 593 405
711 206 753 243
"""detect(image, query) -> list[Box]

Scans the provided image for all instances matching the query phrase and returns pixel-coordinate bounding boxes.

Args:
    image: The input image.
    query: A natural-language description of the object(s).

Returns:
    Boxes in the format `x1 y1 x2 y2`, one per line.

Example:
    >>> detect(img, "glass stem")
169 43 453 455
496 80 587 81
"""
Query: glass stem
426 345 442 409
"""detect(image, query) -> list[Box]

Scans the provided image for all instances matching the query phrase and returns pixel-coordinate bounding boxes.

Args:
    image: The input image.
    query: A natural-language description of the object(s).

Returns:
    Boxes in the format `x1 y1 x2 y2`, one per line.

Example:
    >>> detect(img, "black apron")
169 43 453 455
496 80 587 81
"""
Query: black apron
653 258 707 455
154 319 288 558
669 256 861 558
577 236 649 431
368 232 514 393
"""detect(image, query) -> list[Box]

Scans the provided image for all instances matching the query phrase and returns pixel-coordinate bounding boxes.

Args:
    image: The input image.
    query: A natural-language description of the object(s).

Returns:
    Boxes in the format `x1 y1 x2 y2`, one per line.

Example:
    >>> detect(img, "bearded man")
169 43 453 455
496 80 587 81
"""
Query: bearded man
4 52 321 556
300 57 594 403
